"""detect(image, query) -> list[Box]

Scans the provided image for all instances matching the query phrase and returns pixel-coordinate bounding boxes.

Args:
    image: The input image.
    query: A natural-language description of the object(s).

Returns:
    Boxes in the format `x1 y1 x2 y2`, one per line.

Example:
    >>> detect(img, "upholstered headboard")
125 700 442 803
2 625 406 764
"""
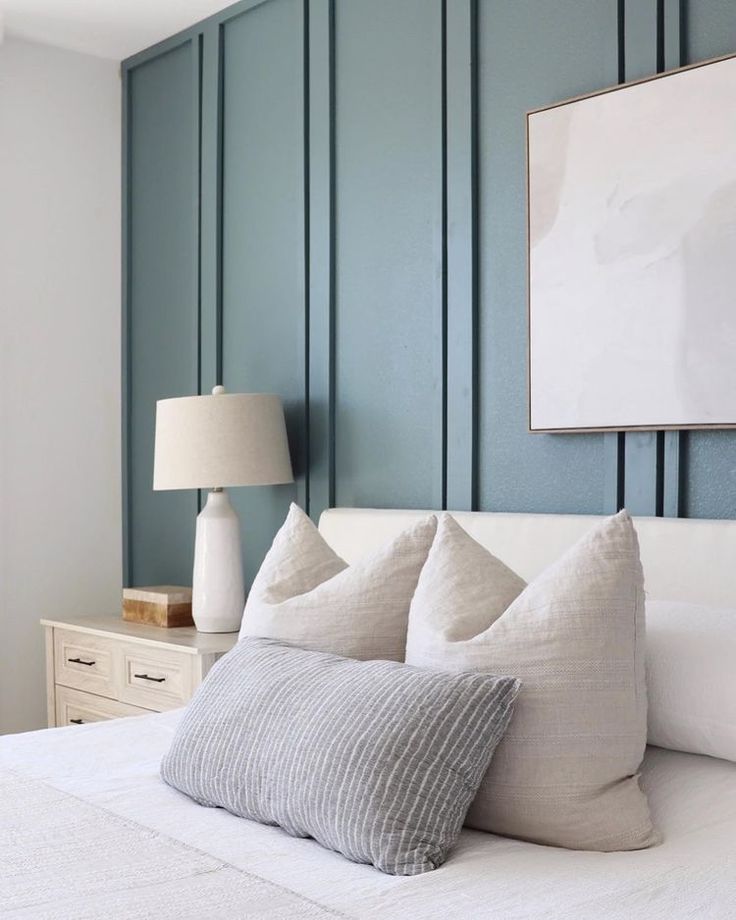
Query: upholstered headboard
319 509 736 608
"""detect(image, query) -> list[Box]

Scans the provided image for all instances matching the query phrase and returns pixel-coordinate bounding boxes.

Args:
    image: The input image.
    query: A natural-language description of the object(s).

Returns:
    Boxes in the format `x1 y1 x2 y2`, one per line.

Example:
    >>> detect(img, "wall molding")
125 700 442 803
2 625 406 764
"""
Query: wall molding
444 0 478 511
121 0 732 586
609 0 686 518
121 68 132 583
199 23 223 401
306 0 335 521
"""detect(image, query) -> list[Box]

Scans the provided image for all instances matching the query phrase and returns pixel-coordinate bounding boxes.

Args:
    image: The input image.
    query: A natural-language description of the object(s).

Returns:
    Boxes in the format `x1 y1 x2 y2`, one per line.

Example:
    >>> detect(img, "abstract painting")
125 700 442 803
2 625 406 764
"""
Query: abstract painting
528 53 736 432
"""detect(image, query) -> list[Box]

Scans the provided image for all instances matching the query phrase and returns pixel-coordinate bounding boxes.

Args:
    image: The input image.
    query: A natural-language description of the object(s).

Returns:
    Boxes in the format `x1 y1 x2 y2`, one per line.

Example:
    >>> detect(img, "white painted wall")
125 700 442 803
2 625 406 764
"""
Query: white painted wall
0 37 121 733
1 0 238 60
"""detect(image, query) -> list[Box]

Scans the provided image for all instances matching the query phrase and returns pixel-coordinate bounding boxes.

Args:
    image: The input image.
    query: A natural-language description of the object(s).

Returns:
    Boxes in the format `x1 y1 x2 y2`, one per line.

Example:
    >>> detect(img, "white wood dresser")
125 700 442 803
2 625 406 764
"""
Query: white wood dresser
41 616 238 728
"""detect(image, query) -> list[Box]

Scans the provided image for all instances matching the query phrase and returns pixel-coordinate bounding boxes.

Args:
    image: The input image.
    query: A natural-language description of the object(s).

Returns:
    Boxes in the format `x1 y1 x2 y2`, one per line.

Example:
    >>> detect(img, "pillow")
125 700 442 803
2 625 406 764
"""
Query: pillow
240 503 436 661
646 599 736 763
405 510 658 852
161 637 520 876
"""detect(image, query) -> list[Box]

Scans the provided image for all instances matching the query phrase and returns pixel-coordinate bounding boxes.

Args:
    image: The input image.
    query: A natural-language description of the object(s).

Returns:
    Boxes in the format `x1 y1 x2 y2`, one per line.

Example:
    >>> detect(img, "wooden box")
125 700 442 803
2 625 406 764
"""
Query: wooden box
122 586 193 628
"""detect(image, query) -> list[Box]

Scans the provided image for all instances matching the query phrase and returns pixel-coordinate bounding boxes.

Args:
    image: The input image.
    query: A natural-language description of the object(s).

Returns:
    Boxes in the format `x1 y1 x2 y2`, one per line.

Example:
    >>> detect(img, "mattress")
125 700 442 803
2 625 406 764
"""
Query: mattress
2 710 735 920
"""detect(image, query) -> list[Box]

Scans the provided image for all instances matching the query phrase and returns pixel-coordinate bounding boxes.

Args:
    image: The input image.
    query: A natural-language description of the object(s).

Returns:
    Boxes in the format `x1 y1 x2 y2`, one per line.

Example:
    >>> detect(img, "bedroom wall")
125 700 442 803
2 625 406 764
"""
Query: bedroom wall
0 37 121 733
122 0 736 589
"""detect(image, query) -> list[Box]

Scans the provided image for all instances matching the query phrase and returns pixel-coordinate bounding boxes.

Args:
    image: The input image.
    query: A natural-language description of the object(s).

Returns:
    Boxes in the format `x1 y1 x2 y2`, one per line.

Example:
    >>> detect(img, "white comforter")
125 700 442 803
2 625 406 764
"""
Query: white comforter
2 710 735 920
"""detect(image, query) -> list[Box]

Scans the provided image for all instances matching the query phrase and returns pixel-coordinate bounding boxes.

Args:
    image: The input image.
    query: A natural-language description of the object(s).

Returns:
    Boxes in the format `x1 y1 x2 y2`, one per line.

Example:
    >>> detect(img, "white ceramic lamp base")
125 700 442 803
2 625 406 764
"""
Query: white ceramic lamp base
192 489 245 633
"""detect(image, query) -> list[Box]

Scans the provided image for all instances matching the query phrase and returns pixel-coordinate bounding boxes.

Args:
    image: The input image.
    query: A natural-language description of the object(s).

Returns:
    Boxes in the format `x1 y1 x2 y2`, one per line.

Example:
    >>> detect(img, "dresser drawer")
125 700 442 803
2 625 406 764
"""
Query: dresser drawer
55 686 150 726
117 643 194 711
43 616 238 728
54 628 117 697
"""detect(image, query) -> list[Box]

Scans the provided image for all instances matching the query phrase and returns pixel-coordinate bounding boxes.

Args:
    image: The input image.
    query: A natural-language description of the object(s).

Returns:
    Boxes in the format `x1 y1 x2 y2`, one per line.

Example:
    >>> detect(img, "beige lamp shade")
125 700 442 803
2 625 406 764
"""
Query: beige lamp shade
153 388 294 490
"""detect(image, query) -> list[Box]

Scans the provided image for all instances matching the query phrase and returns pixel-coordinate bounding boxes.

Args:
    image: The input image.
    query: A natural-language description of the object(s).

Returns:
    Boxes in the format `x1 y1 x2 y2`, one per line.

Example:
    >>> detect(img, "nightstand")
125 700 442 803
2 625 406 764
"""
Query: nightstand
41 615 239 728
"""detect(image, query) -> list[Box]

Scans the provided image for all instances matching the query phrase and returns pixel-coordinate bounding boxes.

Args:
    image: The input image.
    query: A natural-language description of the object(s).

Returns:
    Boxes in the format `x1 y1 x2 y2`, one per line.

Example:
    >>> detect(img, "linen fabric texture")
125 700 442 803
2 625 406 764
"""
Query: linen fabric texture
646 599 736 763
161 637 520 876
405 510 658 852
239 503 437 661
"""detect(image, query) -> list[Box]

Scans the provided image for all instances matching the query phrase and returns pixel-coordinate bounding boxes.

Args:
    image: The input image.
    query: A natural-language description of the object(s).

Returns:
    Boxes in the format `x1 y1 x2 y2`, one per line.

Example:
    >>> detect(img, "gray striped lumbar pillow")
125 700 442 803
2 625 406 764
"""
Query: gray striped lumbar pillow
161 637 520 876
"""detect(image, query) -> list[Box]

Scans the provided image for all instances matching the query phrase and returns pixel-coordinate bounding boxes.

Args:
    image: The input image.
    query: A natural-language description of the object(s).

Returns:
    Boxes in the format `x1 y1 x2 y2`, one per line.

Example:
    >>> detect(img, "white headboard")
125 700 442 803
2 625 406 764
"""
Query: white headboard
319 508 736 608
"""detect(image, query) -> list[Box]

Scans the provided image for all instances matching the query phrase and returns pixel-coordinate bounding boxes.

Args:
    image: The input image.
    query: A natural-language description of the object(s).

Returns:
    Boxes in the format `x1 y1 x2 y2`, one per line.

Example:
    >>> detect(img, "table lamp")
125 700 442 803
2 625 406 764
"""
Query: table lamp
153 386 293 633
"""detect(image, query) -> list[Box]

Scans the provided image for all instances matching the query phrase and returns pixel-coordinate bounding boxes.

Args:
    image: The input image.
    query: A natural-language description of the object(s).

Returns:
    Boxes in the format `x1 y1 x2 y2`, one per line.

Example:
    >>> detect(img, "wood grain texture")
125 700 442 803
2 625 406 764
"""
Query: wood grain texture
41 616 239 653
122 585 193 627
53 628 118 698
42 616 237 728
44 627 56 728
55 686 150 726
118 643 194 710
122 600 194 628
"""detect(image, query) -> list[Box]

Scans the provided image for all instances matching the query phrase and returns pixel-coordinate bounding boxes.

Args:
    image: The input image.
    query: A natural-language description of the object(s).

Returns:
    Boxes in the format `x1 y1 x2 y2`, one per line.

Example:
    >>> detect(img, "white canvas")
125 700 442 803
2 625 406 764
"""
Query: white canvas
528 54 736 431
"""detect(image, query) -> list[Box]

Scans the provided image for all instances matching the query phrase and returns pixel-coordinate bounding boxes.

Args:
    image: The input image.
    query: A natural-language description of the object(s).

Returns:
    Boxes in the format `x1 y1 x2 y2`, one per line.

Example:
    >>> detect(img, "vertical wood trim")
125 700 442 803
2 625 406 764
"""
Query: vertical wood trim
432 3 445 512
199 25 222 517
624 431 659 515
678 0 688 64
121 67 133 586
307 0 335 521
623 0 658 81
192 38 202 390
441 0 448 510
656 0 666 72
199 22 223 401
293 0 309 514
215 27 225 387
191 37 204 514
327 0 335 511
603 0 627 515
662 431 681 516
621 0 659 514
664 0 684 68
444 0 478 512
603 432 625 513
302 0 311 513
617 0 626 83
44 626 56 728
660 0 685 516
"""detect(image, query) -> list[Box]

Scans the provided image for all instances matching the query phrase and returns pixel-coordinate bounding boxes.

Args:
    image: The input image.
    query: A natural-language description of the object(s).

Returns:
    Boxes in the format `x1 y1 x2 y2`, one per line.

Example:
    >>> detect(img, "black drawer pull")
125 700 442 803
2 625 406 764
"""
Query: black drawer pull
68 657 96 666
134 673 166 683
70 718 85 724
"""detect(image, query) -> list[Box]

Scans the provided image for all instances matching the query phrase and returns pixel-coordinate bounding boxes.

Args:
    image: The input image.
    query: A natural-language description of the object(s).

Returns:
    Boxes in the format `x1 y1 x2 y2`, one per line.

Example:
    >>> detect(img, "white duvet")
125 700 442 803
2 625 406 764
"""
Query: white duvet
2 710 735 920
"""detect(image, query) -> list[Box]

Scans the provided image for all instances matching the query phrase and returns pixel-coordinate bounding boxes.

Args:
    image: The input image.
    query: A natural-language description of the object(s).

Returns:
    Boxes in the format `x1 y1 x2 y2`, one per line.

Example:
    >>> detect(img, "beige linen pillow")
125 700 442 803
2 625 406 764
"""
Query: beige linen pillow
405 510 658 852
240 503 437 661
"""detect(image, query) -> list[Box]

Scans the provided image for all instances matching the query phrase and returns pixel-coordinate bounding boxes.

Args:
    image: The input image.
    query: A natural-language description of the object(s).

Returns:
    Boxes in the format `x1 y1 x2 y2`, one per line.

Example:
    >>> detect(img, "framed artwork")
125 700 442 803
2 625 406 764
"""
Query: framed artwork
527 53 736 432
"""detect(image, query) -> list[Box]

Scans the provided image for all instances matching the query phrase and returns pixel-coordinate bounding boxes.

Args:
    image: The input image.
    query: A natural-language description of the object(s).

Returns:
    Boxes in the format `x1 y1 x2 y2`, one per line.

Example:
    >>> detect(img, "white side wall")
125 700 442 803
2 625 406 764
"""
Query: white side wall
0 37 121 733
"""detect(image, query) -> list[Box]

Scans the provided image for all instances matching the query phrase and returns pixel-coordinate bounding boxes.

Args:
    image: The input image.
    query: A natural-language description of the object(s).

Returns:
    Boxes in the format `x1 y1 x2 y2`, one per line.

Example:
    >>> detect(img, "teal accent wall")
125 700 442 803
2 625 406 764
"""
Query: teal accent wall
122 0 736 587
219 0 307 586
125 41 200 585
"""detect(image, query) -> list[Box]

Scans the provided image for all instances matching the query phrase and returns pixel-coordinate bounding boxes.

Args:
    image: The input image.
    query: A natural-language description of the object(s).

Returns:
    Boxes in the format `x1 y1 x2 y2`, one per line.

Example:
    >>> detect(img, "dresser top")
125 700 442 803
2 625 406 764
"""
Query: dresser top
40 615 239 655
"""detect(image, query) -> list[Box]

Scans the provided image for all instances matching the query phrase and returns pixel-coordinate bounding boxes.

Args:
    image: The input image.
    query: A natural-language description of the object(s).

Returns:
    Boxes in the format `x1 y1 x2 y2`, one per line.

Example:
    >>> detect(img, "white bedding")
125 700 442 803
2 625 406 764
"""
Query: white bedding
2 710 735 920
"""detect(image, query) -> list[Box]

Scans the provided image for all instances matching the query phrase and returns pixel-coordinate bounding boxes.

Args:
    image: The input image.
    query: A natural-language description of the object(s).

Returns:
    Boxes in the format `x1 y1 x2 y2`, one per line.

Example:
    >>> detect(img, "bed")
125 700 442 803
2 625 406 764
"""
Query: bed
3 508 736 919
